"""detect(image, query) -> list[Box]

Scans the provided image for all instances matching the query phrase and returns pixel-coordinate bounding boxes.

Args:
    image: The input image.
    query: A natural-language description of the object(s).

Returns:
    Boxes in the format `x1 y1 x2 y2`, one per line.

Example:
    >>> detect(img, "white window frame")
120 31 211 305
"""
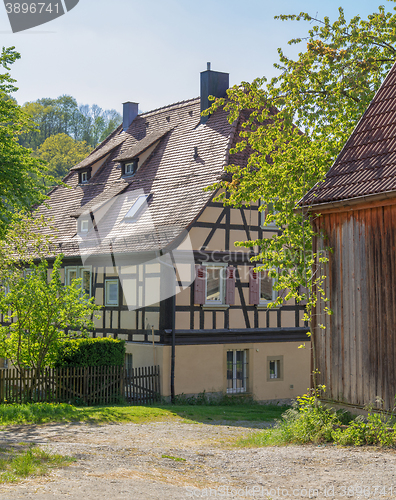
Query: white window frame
267 355 283 381
259 269 277 306
80 219 89 233
80 171 89 183
227 350 248 394
203 262 227 305
124 161 138 176
105 278 119 306
65 266 92 297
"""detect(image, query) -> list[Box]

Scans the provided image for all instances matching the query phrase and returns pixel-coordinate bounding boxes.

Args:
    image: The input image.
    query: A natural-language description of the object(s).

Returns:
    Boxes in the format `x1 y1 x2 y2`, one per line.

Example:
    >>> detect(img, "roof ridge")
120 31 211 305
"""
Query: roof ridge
139 97 200 117
88 124 123 156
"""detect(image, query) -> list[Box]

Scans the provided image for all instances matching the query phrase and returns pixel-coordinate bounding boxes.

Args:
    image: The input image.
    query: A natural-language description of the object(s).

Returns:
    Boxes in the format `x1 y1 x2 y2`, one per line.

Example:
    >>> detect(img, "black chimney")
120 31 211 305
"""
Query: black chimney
200 62 229 124
122 102 139 132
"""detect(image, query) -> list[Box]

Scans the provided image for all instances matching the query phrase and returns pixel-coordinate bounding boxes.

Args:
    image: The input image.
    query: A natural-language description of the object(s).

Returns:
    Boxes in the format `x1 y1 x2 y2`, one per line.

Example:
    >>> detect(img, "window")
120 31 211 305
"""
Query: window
267 356 283 381
227 350 248 393
105 279 119 306
124 194 150 222
80 171 88 183
249 267 277 306
65 266 92 296
194 264 235 306
125 353 133 376
260 199 279 228
80 219 89 233
259 270 277 305
123 160 138 177
205 265 225 304
23 268 32 278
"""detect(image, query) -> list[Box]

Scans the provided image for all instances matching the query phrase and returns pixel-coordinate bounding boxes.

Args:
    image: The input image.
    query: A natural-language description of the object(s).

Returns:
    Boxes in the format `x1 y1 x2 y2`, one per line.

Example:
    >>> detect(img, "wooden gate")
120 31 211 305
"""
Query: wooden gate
0 365 161 405
123 365 160 405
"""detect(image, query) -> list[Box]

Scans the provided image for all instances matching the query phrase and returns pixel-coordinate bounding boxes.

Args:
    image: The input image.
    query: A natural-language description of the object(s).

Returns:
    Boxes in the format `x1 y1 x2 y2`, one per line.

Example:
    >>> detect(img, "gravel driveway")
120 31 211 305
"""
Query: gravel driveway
1 420 396 499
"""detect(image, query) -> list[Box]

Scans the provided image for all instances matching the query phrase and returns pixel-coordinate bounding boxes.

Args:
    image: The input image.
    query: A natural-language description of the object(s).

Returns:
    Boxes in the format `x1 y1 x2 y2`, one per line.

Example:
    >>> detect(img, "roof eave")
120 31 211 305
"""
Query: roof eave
304 189 396 213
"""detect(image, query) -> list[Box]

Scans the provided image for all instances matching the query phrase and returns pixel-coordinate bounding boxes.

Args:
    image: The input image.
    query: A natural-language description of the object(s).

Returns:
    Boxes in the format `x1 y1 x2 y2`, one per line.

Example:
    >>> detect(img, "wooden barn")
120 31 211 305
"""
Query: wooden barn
2 66 310 401
303 62 396 410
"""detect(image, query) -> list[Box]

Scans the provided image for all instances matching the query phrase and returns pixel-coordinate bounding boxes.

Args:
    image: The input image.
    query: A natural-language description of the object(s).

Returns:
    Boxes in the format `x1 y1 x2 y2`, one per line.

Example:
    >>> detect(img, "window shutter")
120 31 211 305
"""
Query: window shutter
249 267 259 305
194 265 206 304
225 266 236 305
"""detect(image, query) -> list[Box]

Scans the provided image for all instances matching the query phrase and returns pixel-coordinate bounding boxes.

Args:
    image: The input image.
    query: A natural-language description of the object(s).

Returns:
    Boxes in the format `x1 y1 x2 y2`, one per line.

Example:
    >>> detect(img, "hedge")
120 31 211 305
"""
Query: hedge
55 338 125 367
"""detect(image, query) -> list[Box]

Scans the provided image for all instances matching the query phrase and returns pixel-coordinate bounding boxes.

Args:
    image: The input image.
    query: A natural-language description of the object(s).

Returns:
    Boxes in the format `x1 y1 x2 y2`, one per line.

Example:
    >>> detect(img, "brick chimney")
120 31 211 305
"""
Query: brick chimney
200 62 229 124
123 102 139 131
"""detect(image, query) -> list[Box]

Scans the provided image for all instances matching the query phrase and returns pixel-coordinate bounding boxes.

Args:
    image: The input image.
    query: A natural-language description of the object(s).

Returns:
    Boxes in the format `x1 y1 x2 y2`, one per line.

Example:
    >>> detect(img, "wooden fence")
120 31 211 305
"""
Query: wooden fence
0 365 160 406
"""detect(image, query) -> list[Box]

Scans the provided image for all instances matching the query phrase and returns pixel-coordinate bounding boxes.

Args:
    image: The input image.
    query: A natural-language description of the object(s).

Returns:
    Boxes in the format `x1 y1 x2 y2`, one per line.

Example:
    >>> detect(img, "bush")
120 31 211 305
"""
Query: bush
275 393 341 444
55 338 125 367
239 391 396 448
332 413 396 446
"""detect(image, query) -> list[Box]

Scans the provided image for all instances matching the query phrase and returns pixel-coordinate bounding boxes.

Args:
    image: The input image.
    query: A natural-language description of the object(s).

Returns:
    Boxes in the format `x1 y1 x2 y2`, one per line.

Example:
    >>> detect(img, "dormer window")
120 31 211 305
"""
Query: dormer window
122 159 138 177
79 219 89 233
78 169 91 184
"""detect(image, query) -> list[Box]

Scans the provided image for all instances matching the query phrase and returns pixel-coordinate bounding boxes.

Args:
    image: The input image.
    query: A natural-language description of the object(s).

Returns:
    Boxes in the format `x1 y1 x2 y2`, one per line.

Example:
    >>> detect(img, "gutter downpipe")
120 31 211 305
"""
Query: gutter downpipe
171 328 175 403
164 295 176 404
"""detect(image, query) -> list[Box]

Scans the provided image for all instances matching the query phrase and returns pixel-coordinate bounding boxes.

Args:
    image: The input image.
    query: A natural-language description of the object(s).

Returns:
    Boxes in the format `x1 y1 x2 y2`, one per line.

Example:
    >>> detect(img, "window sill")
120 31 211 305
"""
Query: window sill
202 304 230 311
256 304 280 310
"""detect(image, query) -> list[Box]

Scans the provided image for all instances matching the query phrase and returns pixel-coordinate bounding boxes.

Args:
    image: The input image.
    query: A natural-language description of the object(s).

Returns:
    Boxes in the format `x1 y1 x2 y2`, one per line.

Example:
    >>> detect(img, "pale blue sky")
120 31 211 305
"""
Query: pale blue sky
0 0 394 113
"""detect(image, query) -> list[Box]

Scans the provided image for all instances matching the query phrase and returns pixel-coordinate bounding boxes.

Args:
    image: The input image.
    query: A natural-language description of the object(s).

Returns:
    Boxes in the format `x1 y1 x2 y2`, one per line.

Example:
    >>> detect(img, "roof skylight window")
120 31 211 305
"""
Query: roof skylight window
124 194 150 222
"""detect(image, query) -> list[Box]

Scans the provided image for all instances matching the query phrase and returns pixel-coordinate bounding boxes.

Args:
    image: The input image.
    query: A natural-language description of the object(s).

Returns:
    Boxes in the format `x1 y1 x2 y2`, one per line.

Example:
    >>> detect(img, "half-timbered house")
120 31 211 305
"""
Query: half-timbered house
27 66 310 401
302 62 396 410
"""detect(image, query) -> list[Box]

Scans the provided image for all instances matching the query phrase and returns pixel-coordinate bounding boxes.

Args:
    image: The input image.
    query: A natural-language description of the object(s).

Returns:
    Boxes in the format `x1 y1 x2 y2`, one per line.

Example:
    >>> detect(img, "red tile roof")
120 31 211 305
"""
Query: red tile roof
303 63 396 206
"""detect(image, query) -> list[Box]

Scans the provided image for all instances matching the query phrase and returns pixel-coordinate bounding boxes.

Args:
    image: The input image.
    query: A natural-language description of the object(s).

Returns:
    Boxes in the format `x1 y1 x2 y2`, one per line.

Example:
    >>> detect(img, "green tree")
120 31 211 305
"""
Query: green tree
0 256 99 398
205 2 396 391
36 133 92 182
20 95 80 150
0 46 51 238
20 97 122 150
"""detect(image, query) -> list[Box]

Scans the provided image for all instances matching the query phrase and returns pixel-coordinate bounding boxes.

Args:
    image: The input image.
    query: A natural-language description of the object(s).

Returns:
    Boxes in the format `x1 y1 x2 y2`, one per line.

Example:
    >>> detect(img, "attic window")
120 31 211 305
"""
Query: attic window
79 219 89 233
124 194 150 222
122 159 138 177
79 170 91 184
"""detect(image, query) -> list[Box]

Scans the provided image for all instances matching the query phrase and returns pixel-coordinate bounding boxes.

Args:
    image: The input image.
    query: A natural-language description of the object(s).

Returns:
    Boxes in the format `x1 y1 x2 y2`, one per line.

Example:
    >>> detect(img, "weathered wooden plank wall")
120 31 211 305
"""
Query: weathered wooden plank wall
313 203 396 409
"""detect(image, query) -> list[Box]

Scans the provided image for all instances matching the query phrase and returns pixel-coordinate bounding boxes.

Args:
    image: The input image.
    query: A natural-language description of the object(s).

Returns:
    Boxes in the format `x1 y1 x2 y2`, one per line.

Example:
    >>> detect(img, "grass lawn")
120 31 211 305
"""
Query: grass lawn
0 402 288 427
167 404 289 423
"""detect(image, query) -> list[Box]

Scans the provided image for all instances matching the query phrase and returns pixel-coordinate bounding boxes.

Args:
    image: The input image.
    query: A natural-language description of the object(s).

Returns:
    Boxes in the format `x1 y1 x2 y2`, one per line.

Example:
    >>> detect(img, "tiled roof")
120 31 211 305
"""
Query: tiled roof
114 127 173 162
70 133 126 171
36 97 239 257
302 63 396 206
